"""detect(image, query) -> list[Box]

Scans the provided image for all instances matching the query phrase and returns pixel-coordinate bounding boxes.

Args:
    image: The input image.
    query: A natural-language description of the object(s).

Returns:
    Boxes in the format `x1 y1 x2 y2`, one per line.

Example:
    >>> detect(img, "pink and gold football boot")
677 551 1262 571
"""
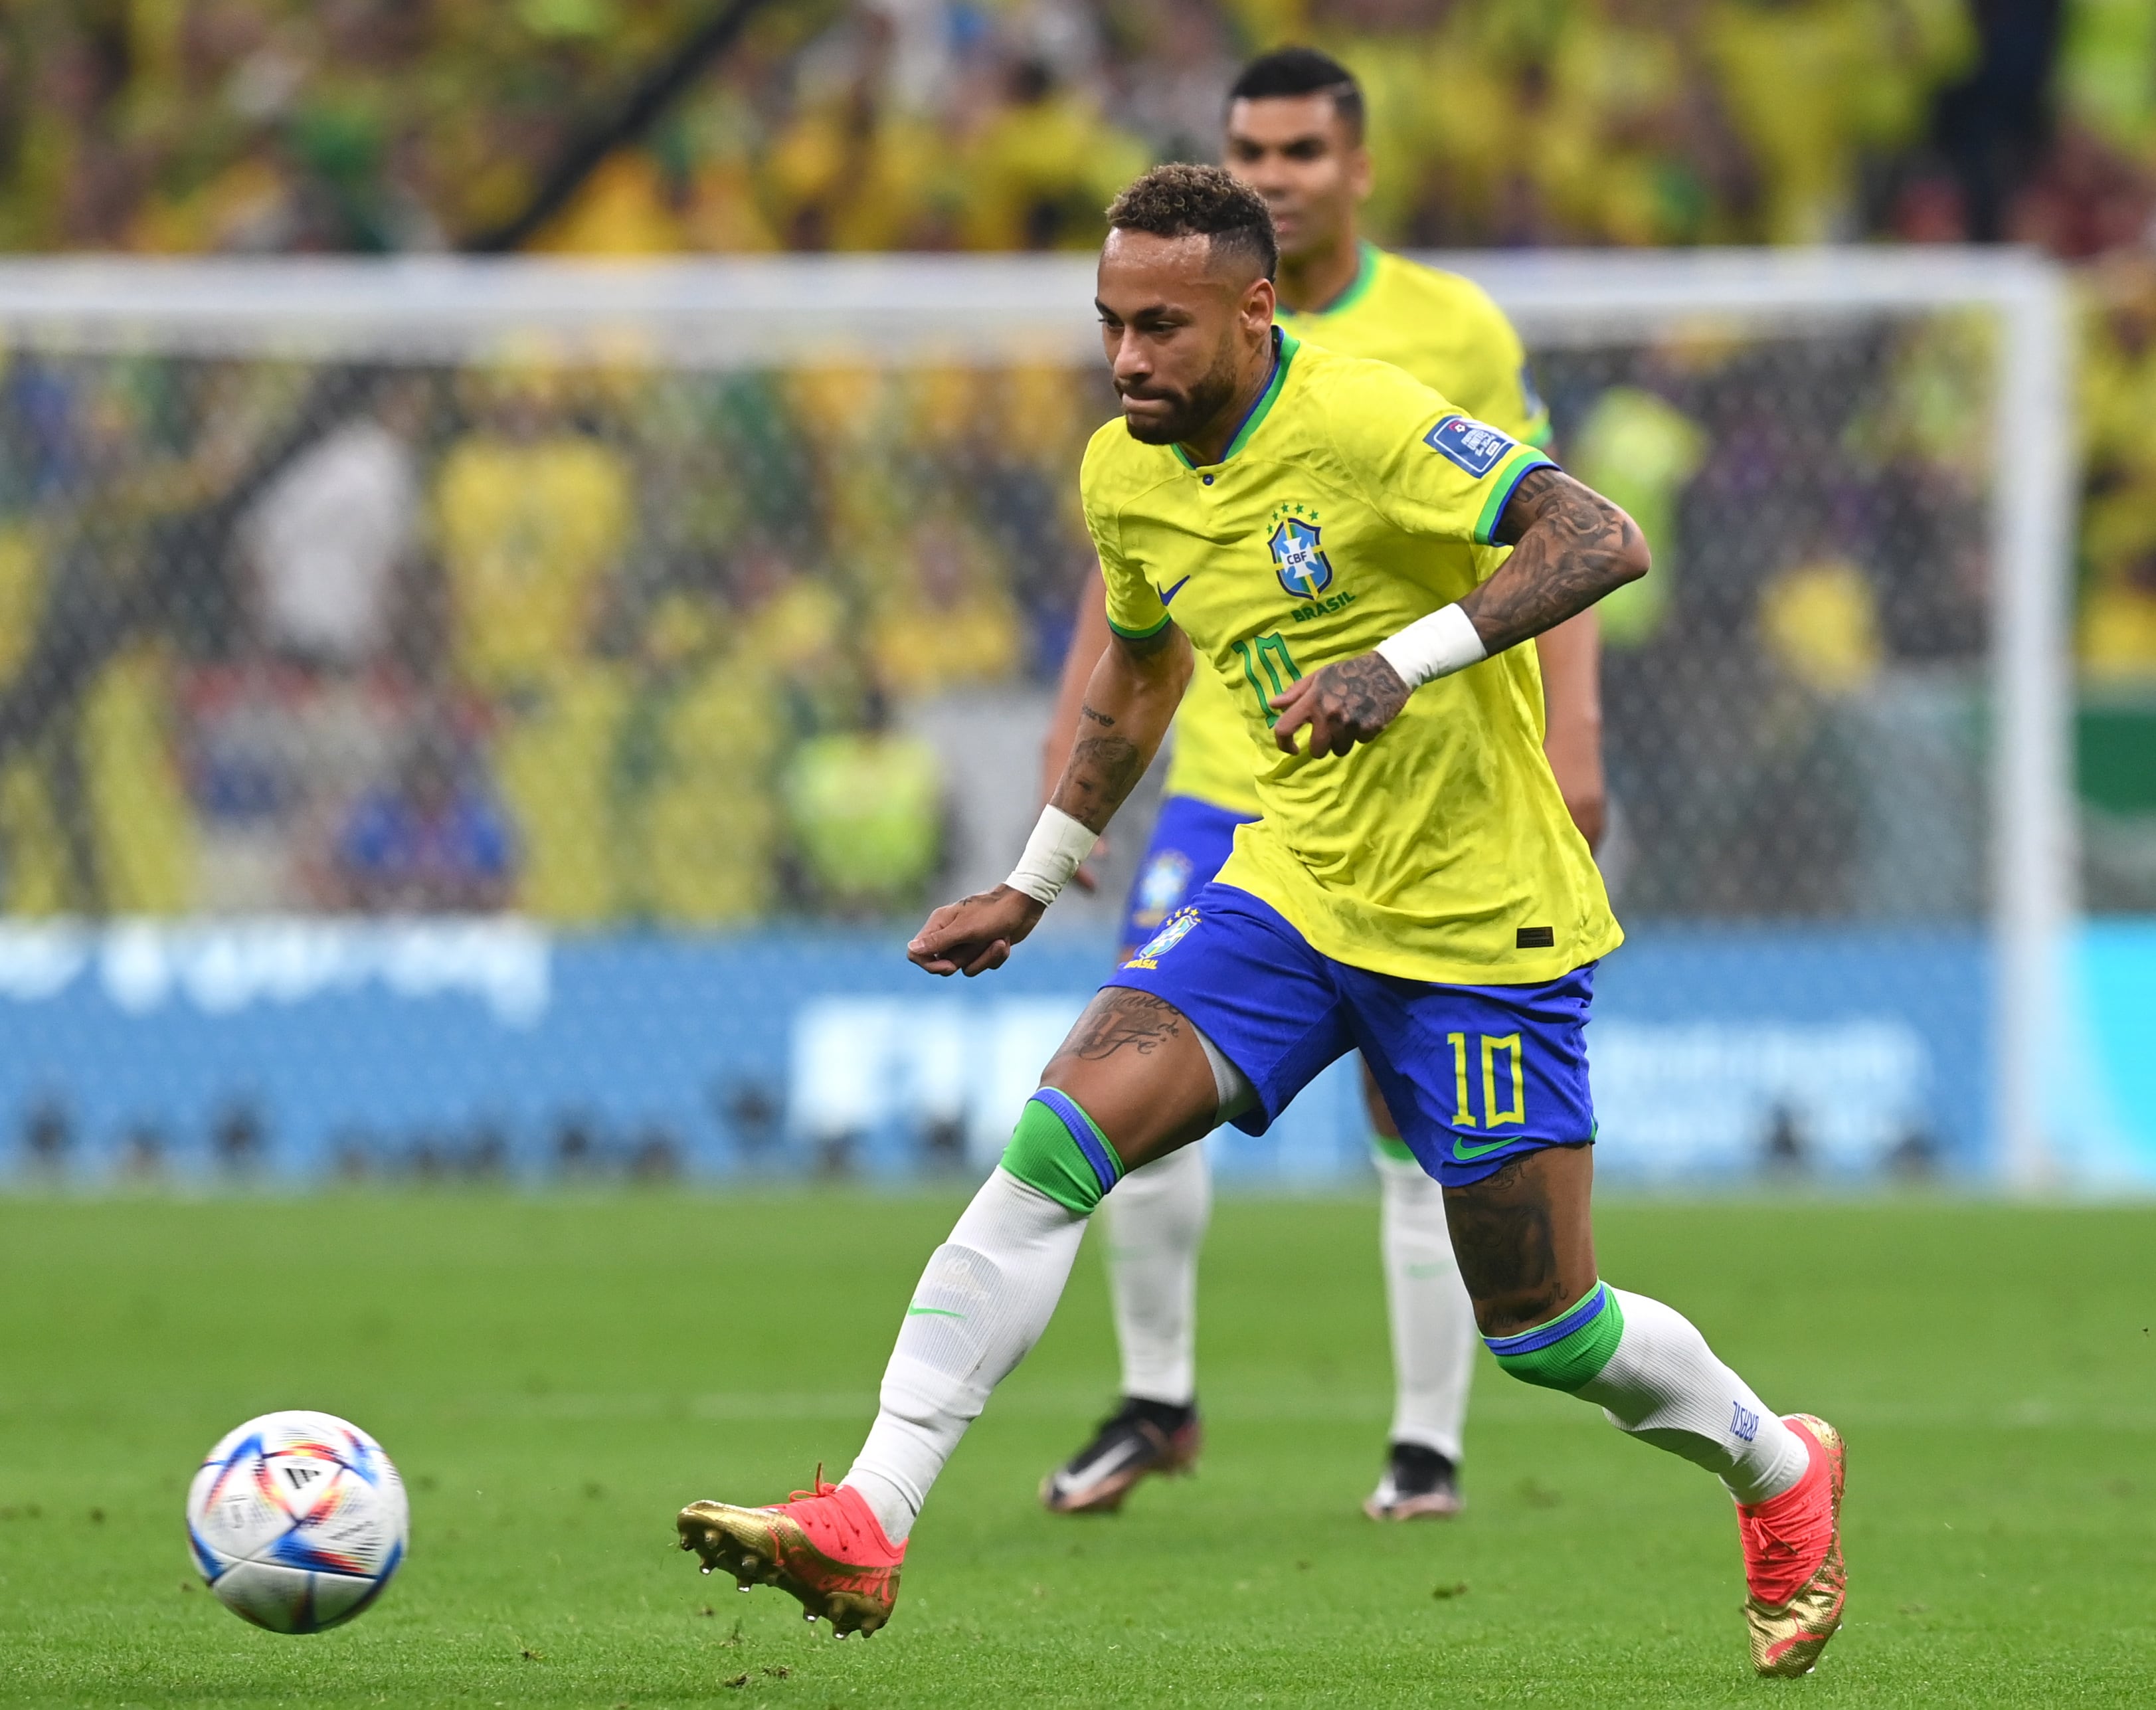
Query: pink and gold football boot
1736 1413 1848 1677
677 1470 903 1638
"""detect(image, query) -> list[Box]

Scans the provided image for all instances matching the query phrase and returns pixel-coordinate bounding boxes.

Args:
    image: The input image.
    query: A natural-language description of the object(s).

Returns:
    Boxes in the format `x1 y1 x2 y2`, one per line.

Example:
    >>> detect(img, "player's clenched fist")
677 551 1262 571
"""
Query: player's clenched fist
908 886 1047 977
1269 652 1412 757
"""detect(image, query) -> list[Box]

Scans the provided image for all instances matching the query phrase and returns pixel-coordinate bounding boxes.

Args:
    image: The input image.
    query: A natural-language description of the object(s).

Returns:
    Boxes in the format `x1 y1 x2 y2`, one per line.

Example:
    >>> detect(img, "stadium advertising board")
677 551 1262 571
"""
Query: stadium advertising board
1 919 2144 1187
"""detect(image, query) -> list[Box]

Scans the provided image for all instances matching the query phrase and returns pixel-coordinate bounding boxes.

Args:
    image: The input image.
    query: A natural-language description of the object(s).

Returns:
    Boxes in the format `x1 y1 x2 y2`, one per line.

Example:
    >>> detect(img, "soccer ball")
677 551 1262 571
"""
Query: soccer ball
185 1410 408 1634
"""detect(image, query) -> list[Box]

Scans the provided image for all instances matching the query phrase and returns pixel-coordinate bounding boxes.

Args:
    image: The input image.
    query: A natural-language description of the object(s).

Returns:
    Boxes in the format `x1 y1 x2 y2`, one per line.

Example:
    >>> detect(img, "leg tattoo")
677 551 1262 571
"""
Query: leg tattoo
1443 1147 1592 1335
1059 989 1185 1063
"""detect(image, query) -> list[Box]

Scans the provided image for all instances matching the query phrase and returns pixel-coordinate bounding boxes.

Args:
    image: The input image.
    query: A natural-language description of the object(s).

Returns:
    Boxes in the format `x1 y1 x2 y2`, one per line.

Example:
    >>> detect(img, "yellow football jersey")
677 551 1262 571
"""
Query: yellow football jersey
1083 332 1619 986
1277 244 1551 446
1163 245 1548 814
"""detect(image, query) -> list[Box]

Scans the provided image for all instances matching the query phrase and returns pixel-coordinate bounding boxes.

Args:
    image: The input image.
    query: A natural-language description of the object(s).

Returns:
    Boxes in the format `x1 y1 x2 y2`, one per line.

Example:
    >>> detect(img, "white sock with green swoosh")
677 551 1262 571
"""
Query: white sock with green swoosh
843 1167 1087 1542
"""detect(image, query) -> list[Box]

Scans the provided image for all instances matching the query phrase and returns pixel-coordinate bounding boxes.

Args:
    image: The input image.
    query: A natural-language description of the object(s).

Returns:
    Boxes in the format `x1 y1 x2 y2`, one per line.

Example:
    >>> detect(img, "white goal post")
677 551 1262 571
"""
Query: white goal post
0 248 2074 1187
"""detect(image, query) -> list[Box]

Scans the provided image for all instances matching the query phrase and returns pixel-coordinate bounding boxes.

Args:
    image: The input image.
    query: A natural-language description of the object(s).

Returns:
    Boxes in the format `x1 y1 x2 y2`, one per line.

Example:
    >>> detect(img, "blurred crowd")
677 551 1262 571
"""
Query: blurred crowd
1 0 2154 923
0 0 2050 255
0 338 1107 921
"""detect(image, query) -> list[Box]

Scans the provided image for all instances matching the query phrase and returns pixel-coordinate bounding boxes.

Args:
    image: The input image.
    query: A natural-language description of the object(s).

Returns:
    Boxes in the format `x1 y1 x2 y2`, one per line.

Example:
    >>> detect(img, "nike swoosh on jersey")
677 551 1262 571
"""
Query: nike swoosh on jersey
1451 1134 1515 1162
1160 575 1192 605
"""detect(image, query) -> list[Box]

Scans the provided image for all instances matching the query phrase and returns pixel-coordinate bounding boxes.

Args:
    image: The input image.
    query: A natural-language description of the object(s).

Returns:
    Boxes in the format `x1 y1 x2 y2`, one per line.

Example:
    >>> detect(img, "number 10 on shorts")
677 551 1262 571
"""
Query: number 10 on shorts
1448 1032 1526 1128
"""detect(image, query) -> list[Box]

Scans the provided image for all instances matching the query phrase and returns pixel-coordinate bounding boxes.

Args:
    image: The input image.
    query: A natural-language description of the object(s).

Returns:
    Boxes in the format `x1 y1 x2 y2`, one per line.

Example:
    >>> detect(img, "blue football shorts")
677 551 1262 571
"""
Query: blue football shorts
1107 882 1597 1188
1115 793 1257 963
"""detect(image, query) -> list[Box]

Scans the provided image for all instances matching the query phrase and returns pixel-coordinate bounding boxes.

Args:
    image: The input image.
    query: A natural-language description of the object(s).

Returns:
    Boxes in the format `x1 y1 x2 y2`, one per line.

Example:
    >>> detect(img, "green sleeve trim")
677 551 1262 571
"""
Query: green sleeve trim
1107 610 1173 641
1473 448 1556 546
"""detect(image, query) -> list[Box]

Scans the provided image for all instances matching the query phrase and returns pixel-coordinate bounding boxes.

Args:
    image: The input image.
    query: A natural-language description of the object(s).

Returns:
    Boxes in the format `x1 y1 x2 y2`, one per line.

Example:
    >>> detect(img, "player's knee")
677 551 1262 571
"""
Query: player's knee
1001 1089 1123 1214
1481 1280 1625 1393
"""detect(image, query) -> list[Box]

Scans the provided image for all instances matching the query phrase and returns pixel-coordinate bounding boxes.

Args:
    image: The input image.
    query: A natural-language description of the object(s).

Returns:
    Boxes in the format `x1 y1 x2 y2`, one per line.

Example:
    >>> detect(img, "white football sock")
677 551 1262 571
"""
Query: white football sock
1099 1143 1210 1407
1578 1288 1809 1504
842 1167 1087 1543
1374 1149 1477 1464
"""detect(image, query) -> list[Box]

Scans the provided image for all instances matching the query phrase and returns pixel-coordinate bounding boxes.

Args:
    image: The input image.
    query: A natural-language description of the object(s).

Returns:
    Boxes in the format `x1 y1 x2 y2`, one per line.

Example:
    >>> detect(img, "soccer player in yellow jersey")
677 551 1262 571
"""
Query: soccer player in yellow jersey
1037 48 1603 1524
677 165 1848 1679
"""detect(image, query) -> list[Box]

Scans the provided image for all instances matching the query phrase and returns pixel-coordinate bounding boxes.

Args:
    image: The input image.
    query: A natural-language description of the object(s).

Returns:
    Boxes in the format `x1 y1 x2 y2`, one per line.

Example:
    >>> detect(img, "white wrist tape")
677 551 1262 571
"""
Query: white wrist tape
1004 805 1099 907
1375 602 1486 690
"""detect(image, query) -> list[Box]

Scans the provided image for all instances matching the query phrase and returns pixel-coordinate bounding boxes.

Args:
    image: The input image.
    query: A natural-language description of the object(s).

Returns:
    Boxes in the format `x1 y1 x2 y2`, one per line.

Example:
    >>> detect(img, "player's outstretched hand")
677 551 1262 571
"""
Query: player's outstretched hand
909 885 1047 977
1270 652 1412 757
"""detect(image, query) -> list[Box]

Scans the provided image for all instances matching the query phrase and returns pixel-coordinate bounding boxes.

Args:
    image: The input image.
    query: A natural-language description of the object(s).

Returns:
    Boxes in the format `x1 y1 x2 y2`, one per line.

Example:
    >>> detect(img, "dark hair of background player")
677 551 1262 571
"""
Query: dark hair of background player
1226 46 1366 145
1105 163 1279 283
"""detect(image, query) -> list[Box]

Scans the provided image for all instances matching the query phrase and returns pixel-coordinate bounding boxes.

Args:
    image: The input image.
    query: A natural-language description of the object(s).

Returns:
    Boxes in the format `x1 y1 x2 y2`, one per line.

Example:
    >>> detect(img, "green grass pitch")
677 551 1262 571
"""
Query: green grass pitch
2 1192 2151 1707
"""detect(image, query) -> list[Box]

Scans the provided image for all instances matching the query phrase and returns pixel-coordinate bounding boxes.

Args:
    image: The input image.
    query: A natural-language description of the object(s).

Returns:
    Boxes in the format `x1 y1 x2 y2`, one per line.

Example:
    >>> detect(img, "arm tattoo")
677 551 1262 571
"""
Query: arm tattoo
1061 733 1143 831
1465 466 1645 657
1050 624 1186 828
1056 989 1182 1062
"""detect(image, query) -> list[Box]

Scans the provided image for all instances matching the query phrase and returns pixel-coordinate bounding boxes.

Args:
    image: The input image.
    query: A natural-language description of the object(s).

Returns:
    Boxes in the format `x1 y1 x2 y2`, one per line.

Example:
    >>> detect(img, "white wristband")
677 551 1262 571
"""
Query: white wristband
1375 602 1486 691
1004 805 1099 907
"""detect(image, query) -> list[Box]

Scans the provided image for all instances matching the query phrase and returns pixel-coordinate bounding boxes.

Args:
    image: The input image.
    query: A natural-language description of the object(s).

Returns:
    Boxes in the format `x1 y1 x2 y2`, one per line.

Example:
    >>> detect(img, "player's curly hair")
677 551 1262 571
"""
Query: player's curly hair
1105 163 1278 282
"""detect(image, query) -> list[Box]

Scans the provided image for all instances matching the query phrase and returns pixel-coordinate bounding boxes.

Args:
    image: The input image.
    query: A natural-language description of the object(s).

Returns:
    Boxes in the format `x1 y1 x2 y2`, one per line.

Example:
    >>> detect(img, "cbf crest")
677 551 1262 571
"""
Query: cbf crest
1267 502 1333 599
1123 907 1199 971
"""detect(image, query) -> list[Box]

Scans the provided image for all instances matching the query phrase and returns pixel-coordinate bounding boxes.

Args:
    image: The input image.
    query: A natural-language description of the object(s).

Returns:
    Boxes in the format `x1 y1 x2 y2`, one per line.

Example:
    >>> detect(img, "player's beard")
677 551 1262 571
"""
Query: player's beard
1119 332 1244 447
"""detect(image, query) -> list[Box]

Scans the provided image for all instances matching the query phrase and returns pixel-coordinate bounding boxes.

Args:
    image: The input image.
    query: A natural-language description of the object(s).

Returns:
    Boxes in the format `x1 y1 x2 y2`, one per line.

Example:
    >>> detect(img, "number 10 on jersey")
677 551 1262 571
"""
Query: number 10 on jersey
1232 632 1301 727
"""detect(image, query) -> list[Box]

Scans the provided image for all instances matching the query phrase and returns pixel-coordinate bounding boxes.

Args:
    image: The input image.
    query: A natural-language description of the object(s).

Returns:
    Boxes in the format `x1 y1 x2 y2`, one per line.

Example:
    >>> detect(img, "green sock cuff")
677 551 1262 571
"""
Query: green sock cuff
1369 1133 1415 1165
1000 1090 1122 1214
1485 1282 1625 1391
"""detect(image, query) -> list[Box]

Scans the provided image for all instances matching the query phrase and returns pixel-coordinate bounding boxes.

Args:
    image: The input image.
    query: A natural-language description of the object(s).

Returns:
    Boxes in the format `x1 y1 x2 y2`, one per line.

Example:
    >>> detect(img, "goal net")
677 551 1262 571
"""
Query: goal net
0 250 2071 1187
